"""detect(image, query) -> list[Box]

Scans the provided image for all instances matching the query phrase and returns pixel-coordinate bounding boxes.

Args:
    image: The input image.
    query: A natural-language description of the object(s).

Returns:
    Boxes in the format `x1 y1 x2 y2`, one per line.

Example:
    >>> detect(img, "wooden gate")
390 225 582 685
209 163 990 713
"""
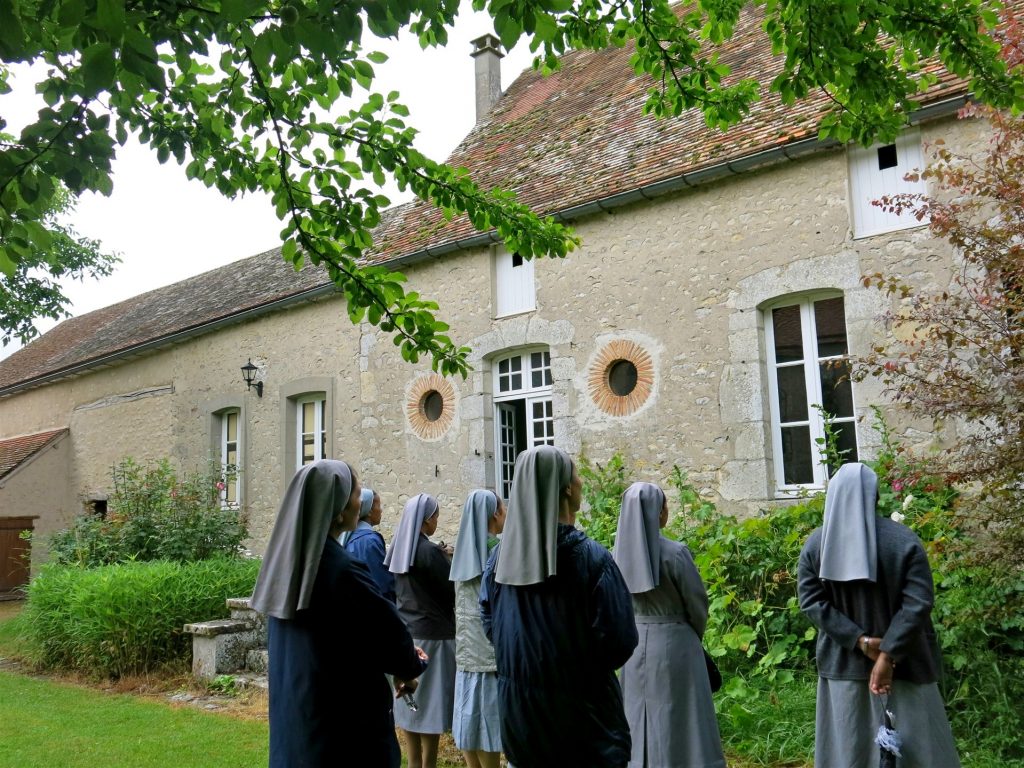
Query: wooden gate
0 516 36 597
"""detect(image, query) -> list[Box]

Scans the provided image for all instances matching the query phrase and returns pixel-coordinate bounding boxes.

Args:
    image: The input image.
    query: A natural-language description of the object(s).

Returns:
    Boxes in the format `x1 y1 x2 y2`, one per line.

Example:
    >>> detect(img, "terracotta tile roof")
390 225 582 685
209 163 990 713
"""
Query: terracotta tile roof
0 6 978 394
0 428 68 479
364 4 969 262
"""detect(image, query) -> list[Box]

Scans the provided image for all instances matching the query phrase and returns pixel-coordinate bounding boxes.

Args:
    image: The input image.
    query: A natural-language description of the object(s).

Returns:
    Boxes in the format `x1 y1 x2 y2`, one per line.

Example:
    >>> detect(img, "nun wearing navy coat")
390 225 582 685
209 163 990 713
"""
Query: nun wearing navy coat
614 482 725 768
251 460 427 768
481 446 638 768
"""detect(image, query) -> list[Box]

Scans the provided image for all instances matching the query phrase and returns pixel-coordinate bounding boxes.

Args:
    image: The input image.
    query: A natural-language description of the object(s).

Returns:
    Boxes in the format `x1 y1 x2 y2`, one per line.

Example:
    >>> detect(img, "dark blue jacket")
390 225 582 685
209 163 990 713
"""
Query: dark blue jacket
345 524 396 603
481 524 638 768
268 538 425 768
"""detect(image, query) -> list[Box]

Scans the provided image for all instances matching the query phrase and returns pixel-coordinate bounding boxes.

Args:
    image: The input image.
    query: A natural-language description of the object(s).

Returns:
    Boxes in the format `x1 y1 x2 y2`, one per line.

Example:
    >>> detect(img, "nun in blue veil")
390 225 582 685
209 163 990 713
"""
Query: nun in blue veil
385 493 456 768
340 487 396 602
251 460 427 768
450 489 506 768
613 481 725 768
481 445 638 768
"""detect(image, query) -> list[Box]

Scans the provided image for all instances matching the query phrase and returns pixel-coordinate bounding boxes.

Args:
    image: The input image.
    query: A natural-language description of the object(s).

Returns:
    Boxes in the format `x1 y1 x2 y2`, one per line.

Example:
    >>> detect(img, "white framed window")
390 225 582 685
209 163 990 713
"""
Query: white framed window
493 348 554 498
296 395 327 469
765 294 858 492
849 127 928 238
219 409 241 507
494 246 536 317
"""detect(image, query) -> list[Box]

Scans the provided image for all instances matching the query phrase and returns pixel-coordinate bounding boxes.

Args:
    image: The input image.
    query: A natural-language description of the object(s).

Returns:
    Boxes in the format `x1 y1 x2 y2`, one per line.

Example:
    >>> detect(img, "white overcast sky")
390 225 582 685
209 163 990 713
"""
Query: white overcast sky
0 6 535 358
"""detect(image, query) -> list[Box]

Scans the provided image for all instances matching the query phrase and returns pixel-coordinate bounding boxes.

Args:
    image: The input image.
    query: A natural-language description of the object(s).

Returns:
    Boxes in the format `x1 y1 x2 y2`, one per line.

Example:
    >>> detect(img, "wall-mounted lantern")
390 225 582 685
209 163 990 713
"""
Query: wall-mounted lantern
241 358 263 398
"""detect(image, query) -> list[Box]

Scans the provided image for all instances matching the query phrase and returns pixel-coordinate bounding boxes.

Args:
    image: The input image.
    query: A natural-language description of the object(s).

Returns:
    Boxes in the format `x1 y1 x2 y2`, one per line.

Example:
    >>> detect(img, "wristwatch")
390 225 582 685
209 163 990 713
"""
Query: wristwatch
860 636 870 653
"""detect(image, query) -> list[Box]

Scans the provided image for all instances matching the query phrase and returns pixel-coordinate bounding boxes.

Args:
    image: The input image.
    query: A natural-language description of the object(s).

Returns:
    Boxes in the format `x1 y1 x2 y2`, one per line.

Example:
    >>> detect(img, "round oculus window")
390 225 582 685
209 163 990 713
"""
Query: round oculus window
607 359 638 397
587 339 654 417
406 373 457 440
421 390 444 422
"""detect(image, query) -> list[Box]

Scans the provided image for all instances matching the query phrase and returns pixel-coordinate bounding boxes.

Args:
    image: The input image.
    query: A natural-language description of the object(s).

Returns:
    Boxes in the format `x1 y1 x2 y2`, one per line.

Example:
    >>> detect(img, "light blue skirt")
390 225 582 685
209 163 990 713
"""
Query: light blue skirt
394 638 456 735
452 670 502 753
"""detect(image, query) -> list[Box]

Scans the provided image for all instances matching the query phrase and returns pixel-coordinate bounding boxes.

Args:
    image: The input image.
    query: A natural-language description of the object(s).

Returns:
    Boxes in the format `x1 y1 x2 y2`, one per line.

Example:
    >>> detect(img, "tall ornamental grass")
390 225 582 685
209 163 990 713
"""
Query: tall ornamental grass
19 557 260 678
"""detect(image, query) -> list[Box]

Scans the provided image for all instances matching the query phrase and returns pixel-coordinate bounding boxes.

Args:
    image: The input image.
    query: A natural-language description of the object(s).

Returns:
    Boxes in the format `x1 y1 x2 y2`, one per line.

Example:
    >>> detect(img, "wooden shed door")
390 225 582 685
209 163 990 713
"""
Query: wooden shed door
0 517 35 595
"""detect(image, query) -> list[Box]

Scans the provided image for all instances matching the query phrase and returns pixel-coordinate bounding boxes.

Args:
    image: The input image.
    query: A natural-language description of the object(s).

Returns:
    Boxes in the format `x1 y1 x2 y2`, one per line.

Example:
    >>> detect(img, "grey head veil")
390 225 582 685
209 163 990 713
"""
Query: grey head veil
613 481 666 594
450 489 498 583
495 445 573 586
251 460 354 619
819 462 879 582
384 493 439 574
338 487 375 546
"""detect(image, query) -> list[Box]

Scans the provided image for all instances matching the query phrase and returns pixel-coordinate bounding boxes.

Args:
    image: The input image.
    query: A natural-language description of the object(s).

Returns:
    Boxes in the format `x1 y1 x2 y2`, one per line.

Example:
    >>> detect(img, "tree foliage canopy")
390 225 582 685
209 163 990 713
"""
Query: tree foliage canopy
1 0 1022 373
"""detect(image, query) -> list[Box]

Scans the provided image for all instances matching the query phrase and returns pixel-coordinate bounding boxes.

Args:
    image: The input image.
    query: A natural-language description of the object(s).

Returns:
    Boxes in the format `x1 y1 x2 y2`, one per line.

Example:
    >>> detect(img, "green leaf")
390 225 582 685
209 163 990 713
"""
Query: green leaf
81 44 117 98
94 0 126 36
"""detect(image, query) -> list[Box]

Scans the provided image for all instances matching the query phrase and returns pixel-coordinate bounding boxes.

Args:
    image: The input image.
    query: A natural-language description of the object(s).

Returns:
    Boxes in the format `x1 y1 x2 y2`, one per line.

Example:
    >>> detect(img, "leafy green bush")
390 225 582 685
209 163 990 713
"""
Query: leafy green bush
49 458 247 567
577 452 628 549
19 557 261 678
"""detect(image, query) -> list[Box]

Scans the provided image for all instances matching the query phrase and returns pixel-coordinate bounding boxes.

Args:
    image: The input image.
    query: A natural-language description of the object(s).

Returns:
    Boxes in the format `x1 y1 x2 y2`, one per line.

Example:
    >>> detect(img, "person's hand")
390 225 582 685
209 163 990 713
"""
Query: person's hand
394 677 419 698
859 635 882 661
870 652 895 695
414 646 429 662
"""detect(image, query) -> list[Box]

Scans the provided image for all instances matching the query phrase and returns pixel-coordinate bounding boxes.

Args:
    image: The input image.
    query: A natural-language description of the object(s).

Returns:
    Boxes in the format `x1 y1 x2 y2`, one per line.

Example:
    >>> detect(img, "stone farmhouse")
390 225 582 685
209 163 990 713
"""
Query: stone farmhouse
0 6 987 581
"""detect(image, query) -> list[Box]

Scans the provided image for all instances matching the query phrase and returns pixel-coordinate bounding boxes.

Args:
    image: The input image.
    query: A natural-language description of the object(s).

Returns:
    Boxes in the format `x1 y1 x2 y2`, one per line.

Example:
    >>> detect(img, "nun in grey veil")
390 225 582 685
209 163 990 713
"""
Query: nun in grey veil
798 462 961 768
385 494 456 768
251 460 426 768
613 481 725 768
450 489 506 768
480 445 638 768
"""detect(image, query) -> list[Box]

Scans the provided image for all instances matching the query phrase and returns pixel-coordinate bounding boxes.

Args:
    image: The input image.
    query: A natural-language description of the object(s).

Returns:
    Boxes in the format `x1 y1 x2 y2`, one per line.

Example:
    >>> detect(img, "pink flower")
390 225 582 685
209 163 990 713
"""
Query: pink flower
216 481 226 491
891 479 904 493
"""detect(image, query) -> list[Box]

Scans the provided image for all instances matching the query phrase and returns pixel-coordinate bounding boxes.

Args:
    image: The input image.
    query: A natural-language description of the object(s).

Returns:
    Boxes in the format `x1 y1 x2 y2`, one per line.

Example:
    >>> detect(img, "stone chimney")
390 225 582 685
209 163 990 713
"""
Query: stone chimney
471 34 504 123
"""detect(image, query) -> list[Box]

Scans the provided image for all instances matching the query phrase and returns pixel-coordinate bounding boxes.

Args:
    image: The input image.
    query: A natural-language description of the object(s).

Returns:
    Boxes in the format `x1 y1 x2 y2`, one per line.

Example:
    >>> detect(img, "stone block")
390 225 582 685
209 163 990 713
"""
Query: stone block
246 648 269 675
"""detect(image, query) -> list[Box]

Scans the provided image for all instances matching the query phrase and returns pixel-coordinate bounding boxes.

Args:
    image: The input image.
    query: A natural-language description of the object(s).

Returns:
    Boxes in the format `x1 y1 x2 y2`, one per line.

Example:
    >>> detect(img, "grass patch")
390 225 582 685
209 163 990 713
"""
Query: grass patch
0 670 268 767
718 673 815 767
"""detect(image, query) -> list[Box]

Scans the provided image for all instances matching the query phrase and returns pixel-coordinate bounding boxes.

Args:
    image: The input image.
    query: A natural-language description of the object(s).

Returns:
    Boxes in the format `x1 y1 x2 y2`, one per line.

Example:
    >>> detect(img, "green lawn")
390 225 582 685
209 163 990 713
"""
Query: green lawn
0 670 268 767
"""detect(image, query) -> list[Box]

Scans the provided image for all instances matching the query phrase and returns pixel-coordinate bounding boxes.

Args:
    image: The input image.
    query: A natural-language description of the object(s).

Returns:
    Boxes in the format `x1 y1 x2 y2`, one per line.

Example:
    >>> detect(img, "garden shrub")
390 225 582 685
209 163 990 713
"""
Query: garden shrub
19 557 261 678
49 458 247 567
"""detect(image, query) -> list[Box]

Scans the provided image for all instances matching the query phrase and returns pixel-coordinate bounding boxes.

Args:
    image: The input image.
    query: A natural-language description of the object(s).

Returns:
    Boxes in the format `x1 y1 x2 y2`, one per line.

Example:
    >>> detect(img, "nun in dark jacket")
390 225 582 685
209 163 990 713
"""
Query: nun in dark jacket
251 460 427 768
797 462 960 768
481 445 638 768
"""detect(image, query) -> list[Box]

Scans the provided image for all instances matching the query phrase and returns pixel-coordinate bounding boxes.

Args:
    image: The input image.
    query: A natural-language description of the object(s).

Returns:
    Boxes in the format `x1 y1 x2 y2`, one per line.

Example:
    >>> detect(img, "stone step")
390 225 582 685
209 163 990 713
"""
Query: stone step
226 596 267 644
246 648 268 675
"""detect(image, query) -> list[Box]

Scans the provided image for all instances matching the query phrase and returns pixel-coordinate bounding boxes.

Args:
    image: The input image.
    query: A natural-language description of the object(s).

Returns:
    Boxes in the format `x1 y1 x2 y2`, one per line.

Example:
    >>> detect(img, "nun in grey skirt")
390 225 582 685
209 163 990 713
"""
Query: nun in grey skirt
797 462 961 768
385 493 457 768
613 482 726 768
449 489 506 768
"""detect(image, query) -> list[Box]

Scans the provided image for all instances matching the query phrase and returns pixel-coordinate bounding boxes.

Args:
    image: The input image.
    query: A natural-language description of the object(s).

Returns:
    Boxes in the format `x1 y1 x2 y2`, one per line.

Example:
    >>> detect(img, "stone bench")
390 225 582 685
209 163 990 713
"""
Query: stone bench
183 617 257 680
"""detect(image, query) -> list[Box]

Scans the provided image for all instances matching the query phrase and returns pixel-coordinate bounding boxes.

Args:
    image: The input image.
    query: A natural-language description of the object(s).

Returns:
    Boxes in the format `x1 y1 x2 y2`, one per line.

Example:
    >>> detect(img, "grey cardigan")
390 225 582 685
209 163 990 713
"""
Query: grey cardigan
797 516 942 684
